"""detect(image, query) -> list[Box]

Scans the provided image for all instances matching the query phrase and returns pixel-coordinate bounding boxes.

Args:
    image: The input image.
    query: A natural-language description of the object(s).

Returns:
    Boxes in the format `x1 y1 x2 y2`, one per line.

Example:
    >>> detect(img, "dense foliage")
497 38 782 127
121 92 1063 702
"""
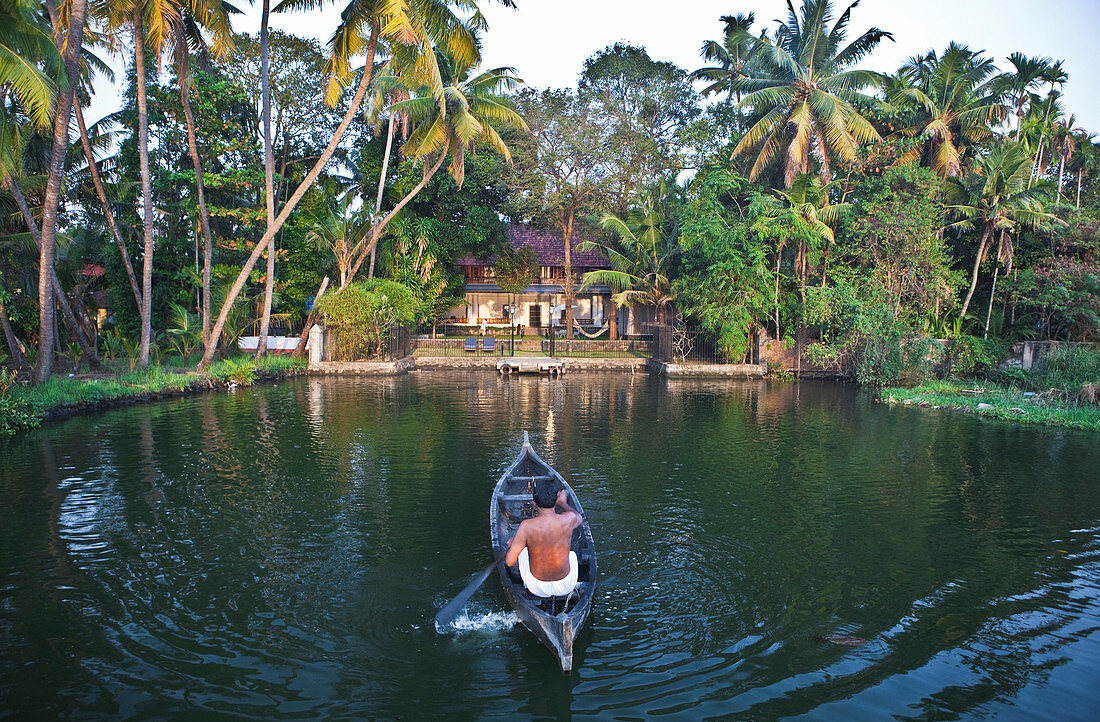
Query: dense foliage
1 0 1097 394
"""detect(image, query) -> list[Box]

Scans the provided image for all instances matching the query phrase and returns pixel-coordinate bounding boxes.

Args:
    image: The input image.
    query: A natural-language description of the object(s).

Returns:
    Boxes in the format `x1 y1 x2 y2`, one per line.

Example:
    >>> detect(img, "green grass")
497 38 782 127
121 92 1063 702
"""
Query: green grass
881 380 1100 432
1 355 307 436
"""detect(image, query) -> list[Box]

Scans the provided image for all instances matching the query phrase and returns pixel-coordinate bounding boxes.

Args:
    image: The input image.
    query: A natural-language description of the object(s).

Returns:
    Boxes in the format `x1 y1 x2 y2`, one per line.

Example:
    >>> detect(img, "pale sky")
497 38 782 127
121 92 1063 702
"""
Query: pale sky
90 0 1100 134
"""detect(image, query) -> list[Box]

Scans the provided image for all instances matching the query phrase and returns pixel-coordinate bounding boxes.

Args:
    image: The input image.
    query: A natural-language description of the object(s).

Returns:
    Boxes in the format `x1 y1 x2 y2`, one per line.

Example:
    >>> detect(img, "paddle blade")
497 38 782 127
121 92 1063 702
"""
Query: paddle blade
435 552 506 627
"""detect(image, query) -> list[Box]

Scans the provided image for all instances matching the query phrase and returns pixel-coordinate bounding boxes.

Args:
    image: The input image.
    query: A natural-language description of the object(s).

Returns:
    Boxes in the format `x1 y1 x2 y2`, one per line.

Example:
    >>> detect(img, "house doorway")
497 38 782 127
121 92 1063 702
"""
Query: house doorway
528 304 542 329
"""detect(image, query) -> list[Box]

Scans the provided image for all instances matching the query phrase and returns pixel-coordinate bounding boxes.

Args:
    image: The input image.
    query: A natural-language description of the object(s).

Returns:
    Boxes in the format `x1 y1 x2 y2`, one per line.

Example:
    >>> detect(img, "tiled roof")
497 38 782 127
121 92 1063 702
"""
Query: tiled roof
455 223 607 267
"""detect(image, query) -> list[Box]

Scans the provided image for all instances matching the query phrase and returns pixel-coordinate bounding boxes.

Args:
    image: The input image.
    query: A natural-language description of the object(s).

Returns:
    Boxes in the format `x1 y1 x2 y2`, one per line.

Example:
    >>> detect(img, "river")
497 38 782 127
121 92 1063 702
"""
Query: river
2 373 1098 719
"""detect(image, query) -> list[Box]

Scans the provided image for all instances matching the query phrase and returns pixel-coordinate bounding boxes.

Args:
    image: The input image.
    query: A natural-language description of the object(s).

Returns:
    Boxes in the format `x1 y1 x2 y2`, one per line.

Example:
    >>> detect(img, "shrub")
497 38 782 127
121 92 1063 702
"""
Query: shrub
208 358 256 386
805 275 941 386
945 336 1009 378
1033 344 1100 390
315 280 417 360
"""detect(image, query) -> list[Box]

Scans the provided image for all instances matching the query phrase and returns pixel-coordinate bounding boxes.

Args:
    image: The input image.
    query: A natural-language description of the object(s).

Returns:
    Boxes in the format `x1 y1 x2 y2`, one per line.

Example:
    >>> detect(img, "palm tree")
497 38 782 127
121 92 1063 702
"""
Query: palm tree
999 52 1052 141
1028 60 1068 186
0 0 60 174
365 58 411 279
255 0 277 355
170 0 235 350
690 12 760 133
1069 133 1098 209
1 0 61 375
580 180 682 334
72 91 144 316
306 191 371 288
94 0 186 367
887 43 1005 178
771 173 848 298
341 55 526 287
1051 113 1085 205
730 0 892 187
945 142 1066 325
199 0 483 369
31 0 90 382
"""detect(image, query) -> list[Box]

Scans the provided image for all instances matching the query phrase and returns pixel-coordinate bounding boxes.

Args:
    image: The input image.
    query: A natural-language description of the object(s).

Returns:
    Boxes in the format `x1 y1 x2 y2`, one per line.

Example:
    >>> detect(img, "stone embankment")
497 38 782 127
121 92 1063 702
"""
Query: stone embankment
309 356 766 377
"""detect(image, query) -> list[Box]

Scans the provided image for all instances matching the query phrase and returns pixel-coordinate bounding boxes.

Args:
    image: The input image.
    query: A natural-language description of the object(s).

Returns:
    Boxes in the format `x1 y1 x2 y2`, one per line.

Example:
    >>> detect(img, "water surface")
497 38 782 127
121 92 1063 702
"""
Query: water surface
2 373 1098 719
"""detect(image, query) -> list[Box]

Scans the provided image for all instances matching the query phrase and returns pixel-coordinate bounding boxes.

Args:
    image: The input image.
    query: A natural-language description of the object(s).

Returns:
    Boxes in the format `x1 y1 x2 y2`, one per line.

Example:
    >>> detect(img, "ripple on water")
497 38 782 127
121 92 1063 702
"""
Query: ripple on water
2 376 1100 719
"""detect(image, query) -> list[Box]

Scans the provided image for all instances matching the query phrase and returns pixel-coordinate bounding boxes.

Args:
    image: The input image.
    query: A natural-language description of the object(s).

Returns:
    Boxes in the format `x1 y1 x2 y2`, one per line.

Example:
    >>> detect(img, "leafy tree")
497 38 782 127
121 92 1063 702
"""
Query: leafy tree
579 43 700 211
1009 257 1100 341
804 270 933 385
493 243 537 295
843 165 957 321
200 0 482 367
506 87 614 338
674 167 773 361
314 278 416 358
385 148 511 264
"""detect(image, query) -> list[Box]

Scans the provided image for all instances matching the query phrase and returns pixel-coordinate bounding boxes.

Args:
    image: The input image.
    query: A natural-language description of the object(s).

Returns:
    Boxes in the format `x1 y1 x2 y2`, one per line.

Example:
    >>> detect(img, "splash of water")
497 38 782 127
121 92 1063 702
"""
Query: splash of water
436 609 520 634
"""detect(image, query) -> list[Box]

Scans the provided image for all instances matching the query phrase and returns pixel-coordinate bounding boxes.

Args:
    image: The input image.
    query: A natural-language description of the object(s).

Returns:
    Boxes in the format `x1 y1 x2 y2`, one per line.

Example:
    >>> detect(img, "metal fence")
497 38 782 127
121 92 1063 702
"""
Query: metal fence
654 325 757 365
321 322 754 365
409 324 657 359
325 324 409 362
540 336 654 358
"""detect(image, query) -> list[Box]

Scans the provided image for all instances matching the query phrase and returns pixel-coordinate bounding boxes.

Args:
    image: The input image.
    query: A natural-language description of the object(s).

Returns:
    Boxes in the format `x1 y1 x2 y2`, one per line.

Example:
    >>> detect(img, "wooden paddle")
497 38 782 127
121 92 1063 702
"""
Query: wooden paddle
435 550 508 627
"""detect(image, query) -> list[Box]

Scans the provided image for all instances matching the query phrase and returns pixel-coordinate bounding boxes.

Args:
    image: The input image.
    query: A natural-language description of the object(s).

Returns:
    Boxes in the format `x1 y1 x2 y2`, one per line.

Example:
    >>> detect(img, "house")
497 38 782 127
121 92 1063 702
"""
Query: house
449 224 655 336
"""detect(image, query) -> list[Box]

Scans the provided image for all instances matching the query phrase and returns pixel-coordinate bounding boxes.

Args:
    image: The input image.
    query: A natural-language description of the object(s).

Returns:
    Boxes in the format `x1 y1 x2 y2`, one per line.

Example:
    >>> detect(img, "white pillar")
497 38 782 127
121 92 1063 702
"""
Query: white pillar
308 323 324 366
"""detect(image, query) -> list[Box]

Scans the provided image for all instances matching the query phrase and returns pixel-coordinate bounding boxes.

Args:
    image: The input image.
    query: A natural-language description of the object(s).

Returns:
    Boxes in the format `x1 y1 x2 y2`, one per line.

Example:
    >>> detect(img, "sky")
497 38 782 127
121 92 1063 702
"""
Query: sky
90 0 1100 132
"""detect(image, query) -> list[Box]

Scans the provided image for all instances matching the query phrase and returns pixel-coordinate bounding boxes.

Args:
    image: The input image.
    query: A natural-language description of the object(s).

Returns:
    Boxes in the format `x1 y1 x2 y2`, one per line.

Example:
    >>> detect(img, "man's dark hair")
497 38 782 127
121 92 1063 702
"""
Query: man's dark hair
533 478 558 509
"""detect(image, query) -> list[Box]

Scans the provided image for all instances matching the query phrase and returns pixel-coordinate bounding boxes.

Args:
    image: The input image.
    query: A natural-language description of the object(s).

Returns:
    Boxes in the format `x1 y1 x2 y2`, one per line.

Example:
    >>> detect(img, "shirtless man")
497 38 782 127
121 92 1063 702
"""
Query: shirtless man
504 479 582 597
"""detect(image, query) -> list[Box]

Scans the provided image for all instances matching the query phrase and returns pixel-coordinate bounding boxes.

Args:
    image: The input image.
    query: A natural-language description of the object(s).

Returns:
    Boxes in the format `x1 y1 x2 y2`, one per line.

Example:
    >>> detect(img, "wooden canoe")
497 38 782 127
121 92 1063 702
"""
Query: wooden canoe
489 432 597 673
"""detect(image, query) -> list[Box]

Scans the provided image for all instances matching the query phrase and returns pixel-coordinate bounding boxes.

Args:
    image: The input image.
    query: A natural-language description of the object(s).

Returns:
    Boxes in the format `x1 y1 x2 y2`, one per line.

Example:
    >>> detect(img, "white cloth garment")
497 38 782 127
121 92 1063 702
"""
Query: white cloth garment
518 548 578 597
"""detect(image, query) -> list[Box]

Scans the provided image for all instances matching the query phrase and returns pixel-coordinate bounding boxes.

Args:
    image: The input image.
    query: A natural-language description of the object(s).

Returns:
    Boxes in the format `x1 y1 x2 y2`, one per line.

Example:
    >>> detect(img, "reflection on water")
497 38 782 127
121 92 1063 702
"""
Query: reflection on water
1 373 1099 719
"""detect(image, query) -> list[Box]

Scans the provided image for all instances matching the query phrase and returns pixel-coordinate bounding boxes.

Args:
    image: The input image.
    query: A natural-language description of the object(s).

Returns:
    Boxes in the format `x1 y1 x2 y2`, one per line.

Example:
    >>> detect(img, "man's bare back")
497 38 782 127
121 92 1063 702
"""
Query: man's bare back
505 489 581 581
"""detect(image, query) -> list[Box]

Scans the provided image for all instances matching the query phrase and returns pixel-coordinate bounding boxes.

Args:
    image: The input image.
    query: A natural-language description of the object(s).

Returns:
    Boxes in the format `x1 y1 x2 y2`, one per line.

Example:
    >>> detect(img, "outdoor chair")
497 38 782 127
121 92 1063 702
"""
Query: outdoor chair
482 336 496 354
464 336 478 352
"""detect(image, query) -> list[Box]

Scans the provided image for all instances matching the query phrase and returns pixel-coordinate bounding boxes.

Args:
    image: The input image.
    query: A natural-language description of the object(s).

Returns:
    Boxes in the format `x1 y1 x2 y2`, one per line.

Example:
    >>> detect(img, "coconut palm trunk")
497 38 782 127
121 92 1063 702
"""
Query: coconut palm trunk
175 44 215 349
370 113 397 279
199 25 379 369
73 102 143 311
256 0 276 357
983 263 1000 339
4 176 101 368
959 226 992 320
1056 154 1066 205
560 211 574 340
32 0 89 383
134 9 156 367
343 141 450 287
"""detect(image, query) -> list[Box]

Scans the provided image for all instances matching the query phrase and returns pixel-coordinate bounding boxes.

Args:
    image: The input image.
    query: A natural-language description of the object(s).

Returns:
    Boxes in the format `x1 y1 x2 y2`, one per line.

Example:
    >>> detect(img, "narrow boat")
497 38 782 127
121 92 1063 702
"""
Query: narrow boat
489 432 597 673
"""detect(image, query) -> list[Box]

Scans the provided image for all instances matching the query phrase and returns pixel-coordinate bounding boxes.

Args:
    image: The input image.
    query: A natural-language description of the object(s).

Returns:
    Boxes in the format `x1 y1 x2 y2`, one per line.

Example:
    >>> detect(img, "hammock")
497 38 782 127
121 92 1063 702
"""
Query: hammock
571 318 611 339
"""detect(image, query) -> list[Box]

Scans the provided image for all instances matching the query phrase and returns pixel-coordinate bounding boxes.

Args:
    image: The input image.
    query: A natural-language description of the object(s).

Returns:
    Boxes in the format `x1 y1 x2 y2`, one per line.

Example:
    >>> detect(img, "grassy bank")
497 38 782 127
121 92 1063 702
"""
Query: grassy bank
881 380 1100 432
1 356 307 436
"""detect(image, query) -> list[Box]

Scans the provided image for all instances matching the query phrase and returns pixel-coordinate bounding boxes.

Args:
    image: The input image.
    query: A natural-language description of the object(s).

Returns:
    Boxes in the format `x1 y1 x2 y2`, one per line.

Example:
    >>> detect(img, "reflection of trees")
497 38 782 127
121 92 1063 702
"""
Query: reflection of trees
3 376 1100 717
